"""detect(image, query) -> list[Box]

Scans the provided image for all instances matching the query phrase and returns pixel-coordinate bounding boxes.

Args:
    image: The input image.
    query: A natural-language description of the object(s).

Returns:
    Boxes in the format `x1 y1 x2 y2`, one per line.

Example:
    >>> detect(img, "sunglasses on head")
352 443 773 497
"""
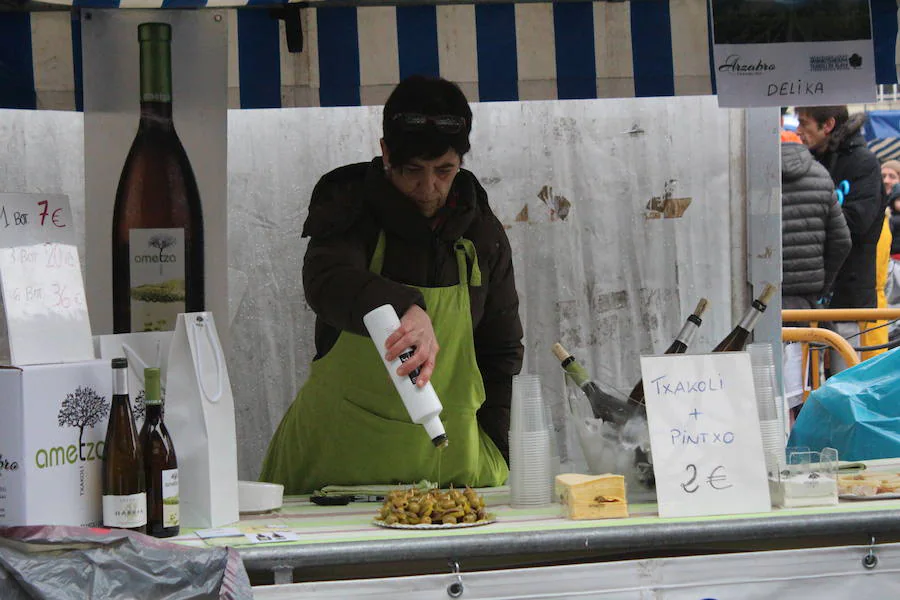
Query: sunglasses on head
391 113 467 134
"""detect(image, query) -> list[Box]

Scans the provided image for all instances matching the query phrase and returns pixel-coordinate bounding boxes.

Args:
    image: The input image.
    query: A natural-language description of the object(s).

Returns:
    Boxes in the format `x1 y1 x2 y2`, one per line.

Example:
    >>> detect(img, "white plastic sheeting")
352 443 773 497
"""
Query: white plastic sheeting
252 541 900 599
0 96 746 480
227 96 743 477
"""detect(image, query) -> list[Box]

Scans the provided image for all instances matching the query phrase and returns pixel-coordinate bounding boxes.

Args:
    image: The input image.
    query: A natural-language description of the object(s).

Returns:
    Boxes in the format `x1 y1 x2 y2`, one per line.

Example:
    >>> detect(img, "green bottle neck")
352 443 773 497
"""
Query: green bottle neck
140 40 172 105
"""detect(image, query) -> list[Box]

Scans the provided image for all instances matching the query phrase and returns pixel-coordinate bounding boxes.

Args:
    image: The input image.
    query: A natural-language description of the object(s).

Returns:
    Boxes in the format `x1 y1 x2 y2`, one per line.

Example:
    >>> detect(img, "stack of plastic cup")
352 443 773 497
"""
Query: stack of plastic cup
509 374 552 507
748 343 786 473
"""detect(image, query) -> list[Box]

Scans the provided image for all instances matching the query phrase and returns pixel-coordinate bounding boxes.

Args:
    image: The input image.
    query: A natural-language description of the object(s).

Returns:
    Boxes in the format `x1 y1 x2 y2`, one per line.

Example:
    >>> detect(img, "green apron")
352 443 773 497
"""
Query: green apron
260 232 509 494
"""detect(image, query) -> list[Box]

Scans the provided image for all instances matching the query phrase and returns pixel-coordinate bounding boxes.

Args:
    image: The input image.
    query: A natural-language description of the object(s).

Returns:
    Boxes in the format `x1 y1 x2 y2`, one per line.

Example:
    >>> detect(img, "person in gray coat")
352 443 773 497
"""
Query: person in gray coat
782 142 852 310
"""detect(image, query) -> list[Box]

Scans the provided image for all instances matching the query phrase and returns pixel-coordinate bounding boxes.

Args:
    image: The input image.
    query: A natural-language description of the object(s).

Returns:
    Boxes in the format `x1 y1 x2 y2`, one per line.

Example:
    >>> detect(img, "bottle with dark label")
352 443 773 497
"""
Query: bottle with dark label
112 22 204 333
102 358 147 533
712 284 777 352
552 343 640 426
139 367 179 537
628 298 709 405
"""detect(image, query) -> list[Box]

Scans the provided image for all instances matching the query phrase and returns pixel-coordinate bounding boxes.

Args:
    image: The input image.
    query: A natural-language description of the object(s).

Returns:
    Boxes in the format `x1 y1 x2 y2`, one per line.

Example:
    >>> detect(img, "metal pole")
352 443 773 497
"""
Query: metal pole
744 108 783 392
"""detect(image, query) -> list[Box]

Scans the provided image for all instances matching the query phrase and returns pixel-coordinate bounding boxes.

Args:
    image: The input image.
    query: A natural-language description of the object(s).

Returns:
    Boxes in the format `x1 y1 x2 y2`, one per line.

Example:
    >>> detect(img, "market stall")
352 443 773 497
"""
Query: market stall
1 0 791 481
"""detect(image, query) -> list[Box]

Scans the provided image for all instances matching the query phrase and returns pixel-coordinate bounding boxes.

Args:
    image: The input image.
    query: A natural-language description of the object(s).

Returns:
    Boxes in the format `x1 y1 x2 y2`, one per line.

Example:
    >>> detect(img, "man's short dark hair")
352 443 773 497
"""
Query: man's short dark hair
382 75 472 167
796 105 850 132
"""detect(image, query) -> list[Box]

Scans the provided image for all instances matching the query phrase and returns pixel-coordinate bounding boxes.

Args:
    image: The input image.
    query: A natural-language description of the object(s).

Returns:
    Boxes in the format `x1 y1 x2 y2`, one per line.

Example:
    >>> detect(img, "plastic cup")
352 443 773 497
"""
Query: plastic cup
747 342 775 368
511 374 550 434
508 425 553 507
759 418 786 467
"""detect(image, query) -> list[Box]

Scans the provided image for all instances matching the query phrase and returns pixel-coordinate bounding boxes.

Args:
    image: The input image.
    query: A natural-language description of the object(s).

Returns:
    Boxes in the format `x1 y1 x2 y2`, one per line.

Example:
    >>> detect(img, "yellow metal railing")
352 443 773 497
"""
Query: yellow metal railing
782 308 900 400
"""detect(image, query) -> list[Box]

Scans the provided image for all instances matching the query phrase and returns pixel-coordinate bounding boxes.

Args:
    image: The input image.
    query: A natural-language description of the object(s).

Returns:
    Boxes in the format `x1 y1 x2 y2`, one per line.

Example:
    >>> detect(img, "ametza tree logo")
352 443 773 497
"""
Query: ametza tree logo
58 386 109 460
35 385 110 469
148 233 177 275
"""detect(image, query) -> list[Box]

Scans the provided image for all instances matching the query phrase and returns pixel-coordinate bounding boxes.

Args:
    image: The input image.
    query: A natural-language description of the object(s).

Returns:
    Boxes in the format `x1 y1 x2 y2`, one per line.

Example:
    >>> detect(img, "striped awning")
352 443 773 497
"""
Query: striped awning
2 0 899 111
868 137 900 162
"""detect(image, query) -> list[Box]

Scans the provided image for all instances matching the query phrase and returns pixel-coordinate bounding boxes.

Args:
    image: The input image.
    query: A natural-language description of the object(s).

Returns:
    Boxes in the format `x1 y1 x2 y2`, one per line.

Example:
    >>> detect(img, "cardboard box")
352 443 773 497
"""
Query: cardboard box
0 360 112 526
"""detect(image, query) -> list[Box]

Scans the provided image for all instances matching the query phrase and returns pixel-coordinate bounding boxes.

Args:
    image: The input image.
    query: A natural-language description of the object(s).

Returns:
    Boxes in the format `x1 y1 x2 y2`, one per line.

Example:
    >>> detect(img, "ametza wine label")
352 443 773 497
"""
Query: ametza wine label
162 468 179 527
129 228 185 332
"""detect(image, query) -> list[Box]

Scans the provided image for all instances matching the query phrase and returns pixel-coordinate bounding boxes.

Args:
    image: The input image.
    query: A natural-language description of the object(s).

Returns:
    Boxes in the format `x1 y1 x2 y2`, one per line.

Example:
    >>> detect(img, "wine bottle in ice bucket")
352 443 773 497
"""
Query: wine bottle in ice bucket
711 284 777 352
551 343 640 426
112 22 205 333
627 298 709 406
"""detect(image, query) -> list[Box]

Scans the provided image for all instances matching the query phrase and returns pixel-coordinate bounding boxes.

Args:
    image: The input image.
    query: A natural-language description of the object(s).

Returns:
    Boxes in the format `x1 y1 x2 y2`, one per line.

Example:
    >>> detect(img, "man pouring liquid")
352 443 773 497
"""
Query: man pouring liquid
260 76 524 494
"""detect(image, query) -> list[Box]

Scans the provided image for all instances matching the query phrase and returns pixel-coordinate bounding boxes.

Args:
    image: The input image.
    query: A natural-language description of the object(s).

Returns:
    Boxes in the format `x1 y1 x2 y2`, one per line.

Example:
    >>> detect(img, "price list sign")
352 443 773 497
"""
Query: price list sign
641 352 771 519
0 193 94 365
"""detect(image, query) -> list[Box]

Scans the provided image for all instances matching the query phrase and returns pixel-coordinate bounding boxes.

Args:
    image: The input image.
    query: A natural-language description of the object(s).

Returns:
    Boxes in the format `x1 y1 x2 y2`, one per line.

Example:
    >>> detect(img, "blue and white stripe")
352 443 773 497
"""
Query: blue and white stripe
868 137 900 162
2 0 899 111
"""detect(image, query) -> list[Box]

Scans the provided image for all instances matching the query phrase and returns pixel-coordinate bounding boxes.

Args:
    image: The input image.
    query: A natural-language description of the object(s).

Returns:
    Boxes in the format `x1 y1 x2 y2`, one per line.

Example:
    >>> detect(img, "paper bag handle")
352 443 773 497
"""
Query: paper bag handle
188 314 225 403
121 340 165 393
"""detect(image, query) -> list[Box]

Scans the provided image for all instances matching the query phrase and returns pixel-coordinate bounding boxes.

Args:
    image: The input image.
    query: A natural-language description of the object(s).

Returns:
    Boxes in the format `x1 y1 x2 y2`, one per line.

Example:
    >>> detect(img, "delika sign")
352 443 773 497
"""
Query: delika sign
35 385 109 469
709 0 876 107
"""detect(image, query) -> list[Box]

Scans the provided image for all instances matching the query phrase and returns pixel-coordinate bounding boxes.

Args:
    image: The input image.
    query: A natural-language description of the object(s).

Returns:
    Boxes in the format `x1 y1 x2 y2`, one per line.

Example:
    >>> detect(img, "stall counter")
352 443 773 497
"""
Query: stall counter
170 487 900 585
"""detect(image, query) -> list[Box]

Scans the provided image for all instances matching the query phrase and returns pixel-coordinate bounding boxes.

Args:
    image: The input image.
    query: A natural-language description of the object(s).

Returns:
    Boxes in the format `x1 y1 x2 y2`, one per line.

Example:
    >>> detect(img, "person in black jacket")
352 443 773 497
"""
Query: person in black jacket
260 76 524 493
887 178 900 259
796 106 887 370
887 183 900 324
781 142 851 310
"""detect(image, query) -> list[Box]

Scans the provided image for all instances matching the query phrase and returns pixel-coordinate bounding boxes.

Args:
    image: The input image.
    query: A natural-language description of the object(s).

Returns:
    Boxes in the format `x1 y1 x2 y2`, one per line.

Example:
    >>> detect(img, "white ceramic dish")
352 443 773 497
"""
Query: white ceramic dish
372 517 495 530
839 493 900 501
238 481 284 514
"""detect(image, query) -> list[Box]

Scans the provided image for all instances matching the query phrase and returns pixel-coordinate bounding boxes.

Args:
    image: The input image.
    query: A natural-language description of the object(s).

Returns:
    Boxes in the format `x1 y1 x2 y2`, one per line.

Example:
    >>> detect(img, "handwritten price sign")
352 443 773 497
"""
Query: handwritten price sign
640 352 771 518
0 193 93 365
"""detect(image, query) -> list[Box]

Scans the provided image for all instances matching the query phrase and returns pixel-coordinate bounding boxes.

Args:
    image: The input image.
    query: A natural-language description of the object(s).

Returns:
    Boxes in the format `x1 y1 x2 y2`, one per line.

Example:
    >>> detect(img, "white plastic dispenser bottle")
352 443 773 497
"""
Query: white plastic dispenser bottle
363 304 449 448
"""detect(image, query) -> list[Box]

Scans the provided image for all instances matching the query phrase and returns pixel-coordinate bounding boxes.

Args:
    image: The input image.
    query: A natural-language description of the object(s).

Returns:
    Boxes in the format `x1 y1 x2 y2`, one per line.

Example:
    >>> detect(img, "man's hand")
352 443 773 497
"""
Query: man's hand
384 305 439 387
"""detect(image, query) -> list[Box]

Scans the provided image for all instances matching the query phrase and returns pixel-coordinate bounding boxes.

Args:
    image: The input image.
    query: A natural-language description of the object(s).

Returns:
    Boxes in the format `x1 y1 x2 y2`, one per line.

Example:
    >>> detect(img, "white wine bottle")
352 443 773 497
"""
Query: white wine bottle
102 358 147 533
140 367 179 538
112 22 204 333
712 284 777 352
552 343 640 426
628 298 709 406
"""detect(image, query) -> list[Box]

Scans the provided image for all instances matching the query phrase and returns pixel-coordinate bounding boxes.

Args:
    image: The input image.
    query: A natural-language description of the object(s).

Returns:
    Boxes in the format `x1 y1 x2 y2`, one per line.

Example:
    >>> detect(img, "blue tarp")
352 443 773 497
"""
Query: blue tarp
864 111 900 141
863 111 900 162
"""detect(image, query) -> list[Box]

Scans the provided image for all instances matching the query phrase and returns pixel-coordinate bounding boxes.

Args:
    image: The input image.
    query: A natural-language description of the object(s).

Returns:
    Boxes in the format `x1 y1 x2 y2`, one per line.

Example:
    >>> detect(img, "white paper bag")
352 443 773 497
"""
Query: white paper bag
94 331 172 426
166 312 239 528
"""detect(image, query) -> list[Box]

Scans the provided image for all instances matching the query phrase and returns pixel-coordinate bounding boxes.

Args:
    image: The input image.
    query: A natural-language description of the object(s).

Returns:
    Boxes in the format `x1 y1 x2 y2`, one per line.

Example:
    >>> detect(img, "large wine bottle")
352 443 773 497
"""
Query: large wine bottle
112 22 204 333
552 343 641 426
712 284 777 352
628 298 709 405
139 367 179 538
102 358 147 533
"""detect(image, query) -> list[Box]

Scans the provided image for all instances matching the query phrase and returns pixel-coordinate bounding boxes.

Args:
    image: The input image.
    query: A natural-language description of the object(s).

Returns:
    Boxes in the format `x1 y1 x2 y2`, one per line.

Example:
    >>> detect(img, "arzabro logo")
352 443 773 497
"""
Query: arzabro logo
35 386 109 469
134 233 179 274
0 453 19 475
717 54 776 74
